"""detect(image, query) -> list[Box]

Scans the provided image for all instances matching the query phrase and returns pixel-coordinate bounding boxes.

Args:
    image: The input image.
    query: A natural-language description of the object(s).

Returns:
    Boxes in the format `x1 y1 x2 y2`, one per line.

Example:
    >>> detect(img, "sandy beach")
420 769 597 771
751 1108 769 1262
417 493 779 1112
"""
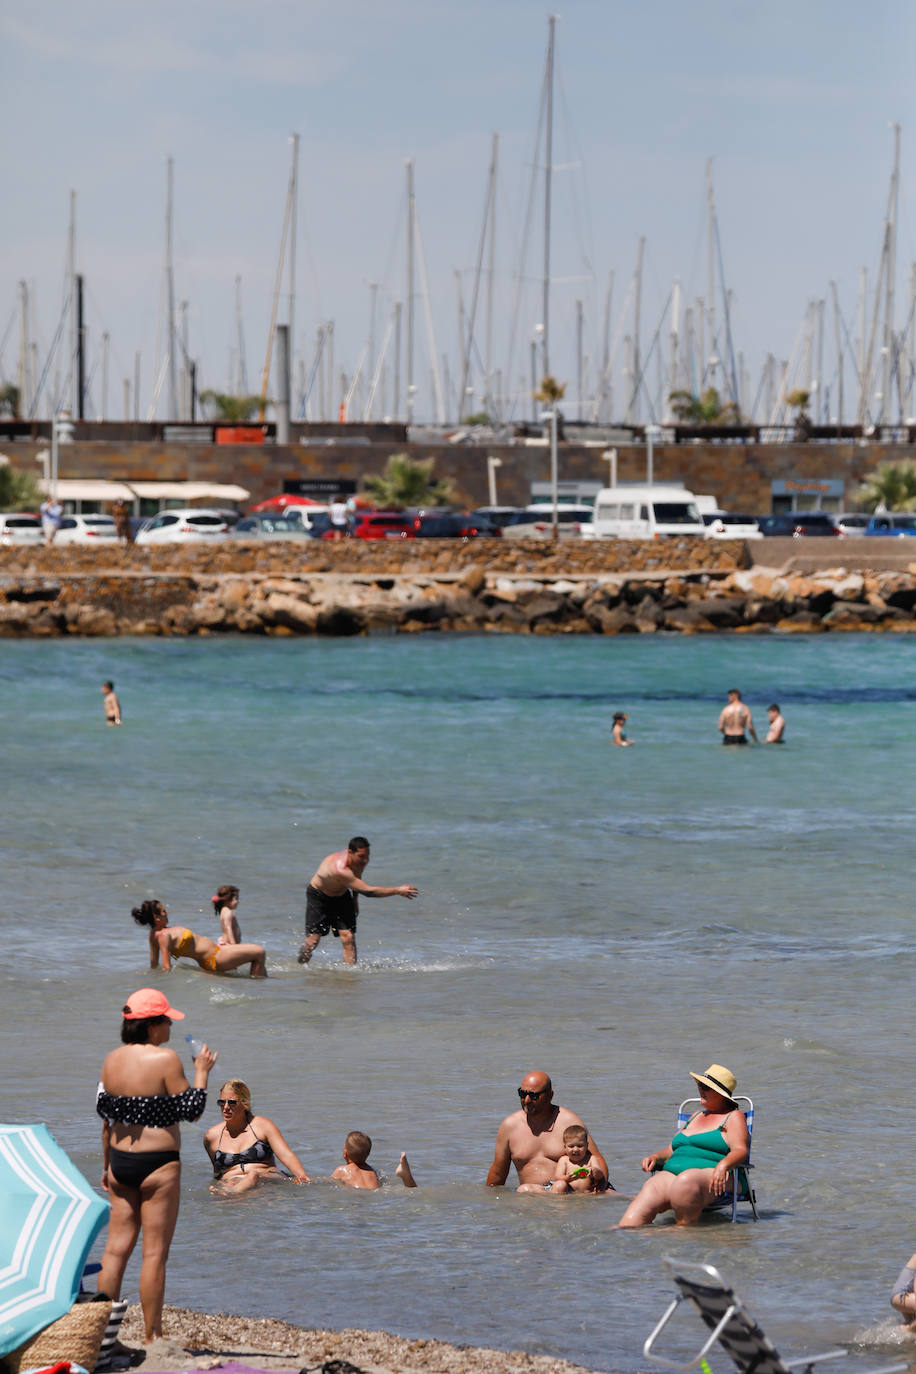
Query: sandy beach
118 1306 604 1374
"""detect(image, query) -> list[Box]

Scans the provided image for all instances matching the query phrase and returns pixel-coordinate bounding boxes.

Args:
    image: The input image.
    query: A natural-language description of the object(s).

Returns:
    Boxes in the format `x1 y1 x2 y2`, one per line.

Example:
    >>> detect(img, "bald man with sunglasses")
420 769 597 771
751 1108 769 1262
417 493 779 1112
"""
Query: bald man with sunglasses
486 1070 611 1192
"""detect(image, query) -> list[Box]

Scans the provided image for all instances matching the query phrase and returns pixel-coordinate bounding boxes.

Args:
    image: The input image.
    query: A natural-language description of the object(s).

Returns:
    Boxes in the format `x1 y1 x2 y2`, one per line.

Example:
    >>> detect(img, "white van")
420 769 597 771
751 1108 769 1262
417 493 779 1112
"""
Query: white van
582 485 706 540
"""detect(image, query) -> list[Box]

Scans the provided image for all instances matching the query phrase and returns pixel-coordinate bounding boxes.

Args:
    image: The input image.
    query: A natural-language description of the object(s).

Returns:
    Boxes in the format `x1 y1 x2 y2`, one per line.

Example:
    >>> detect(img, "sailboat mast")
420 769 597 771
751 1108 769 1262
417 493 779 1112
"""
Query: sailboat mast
66 190 77 415
287 133 299 391
542 15 556 380
406 159 416 423
235 276 248 394
485 132 498 417
166 157 178 422
706 158 715 387
882 122 900 425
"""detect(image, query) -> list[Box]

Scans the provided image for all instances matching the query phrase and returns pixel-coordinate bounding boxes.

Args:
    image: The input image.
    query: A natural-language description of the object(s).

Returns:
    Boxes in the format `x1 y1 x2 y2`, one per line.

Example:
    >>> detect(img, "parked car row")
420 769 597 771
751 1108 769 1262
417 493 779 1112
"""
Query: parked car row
0 501 907 546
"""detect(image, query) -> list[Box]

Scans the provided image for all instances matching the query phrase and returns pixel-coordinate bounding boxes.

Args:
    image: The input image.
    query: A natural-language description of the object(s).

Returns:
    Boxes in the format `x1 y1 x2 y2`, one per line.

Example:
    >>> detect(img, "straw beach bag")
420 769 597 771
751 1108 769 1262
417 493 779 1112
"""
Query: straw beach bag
5 1297 112 1373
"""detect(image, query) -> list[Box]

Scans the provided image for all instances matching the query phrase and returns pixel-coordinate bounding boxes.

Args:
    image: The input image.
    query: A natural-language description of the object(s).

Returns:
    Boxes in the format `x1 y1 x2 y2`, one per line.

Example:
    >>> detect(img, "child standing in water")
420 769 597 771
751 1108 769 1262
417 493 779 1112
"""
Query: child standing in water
213 885 242 946
332 1131 417 1189
102 681 122 725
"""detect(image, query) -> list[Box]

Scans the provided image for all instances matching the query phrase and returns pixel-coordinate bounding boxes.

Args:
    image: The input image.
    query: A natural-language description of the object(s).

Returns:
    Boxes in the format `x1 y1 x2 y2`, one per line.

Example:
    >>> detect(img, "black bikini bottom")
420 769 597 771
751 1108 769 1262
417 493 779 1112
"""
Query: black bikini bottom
109 1147 180 1188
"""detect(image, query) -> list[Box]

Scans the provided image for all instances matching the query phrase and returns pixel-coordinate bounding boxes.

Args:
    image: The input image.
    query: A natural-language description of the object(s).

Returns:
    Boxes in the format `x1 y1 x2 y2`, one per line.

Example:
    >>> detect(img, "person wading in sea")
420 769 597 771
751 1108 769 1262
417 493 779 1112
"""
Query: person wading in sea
297 837 418 966
718 689 757 746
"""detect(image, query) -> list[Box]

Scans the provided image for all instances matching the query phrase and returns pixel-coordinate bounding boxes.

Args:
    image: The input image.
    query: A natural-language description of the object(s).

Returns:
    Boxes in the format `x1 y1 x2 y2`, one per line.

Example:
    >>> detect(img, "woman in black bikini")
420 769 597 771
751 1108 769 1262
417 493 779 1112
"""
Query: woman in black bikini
96 988 217 1340
203 1079 309 1194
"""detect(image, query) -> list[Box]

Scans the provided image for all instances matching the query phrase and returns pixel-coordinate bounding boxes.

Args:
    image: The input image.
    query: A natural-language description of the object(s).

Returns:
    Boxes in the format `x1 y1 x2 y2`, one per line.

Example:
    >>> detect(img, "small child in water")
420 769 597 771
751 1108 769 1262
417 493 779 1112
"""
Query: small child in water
332 1131 417 1189
552 1124 607 1193
102 680 122 725
213 884 241 947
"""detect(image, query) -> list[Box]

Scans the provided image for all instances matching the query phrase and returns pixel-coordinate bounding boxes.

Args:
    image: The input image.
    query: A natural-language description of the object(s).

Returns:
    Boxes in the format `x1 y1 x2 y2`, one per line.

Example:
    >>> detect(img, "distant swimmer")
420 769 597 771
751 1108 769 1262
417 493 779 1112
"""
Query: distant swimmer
486 1070 612 1193
331 1131 418 1189
133 899 267 977
611 711 632 746
297 836 418 967
718 688 757 746
102 680 122 725
765 704 786 743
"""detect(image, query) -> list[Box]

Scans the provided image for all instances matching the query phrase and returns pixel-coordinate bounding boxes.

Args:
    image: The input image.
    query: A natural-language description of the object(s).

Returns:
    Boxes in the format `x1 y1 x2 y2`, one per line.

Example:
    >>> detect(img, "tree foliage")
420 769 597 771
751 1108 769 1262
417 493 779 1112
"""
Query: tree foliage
0 383 20 418
0 461 41 510
362 453 454 509
669 387 742 424
534 375 567 404
859 461 916 513
785 388 811 415
199 391 263 422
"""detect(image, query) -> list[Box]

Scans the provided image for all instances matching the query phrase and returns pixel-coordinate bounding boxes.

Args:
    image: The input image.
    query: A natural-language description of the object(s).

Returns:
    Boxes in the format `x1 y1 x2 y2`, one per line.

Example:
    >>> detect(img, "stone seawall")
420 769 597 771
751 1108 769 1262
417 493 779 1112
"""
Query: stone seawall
3 540 916 637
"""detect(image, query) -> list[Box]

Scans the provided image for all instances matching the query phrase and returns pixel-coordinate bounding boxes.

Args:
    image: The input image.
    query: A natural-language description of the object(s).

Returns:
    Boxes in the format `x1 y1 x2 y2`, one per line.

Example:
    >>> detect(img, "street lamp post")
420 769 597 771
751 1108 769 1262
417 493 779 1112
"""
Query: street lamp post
602 446 618 489
644 424 660 485
486 455 503 507
539 407 559 540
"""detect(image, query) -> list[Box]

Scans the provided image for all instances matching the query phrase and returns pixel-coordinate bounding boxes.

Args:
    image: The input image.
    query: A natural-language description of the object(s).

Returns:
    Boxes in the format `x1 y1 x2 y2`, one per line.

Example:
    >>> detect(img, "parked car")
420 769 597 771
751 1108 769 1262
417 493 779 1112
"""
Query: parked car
831 513 870 537
54 514 119 545
347 511 416 540
232 514 310 540
271 505 331 534
865 513 916 537
702 513 763 540
470 506 522 529
0 513 43 545
409 510 502 538
757 513 841 537
582 487 706 540
504 505 594 539
134 509 232 544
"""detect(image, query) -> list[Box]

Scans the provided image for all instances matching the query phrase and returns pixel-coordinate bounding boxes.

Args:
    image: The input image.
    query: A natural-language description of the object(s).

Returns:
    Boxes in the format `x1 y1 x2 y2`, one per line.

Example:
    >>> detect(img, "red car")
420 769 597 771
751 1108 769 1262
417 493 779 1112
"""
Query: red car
343 511 416 540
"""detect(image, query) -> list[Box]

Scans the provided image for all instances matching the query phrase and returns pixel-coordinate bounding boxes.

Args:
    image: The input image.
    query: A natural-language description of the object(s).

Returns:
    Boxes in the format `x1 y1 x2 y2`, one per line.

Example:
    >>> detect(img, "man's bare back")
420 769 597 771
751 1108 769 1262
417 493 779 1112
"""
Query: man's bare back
486 1071 610 1190
718 690 757 744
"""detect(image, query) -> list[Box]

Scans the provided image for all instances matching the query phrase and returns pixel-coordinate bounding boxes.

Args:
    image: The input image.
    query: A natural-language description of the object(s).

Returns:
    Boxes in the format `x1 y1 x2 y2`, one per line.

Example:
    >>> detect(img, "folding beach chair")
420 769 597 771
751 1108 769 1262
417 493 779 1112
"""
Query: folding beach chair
643 1257 907 1374
674 1093 758 1221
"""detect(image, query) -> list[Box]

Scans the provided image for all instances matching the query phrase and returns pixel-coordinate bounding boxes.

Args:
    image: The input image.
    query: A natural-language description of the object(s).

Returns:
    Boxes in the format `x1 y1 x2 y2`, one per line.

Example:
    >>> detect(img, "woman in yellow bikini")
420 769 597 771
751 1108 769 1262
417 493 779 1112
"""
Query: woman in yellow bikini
132 899 267 977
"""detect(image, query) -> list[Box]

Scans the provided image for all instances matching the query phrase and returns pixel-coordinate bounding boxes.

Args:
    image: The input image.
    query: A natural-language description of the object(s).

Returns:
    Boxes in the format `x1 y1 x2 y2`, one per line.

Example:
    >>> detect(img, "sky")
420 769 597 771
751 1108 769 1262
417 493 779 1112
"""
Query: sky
2 0 915 425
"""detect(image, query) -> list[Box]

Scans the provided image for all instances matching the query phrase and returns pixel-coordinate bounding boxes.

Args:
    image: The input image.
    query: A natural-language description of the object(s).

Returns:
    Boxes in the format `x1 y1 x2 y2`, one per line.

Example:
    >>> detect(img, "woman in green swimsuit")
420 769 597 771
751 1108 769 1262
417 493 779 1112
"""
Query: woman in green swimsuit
616 1063 749 1228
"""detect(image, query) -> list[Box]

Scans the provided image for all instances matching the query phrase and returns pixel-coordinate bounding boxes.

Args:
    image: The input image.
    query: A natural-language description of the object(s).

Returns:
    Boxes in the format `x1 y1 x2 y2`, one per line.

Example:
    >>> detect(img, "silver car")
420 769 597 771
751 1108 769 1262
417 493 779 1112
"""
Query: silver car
0 513 43 545
134 509 231 544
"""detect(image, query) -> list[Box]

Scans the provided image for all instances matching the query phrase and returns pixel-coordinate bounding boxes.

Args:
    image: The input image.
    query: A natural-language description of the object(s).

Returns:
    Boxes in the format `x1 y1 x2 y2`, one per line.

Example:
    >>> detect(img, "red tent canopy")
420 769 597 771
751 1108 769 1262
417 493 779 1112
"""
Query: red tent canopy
248 494 326 512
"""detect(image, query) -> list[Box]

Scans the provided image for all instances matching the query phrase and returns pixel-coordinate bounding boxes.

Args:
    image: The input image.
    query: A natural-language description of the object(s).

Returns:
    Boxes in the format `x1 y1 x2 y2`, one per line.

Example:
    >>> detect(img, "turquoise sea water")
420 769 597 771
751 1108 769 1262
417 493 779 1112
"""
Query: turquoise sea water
3 632 916 1371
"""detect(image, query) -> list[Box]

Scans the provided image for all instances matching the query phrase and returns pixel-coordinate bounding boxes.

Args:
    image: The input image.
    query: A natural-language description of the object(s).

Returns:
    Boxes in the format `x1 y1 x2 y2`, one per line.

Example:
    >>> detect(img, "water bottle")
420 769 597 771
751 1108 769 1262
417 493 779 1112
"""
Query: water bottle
185 1034 204 1060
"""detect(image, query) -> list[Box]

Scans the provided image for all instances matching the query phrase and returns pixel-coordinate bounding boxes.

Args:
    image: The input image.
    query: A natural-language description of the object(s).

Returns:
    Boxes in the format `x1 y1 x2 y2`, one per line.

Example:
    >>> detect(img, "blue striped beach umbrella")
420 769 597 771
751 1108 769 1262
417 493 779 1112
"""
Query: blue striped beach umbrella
0 1123 109 1357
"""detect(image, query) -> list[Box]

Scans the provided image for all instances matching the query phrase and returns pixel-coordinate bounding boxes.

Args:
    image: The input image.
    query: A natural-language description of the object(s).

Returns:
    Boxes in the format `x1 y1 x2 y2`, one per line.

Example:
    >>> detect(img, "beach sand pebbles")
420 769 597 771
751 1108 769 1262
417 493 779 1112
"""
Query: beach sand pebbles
118 1305 601 1374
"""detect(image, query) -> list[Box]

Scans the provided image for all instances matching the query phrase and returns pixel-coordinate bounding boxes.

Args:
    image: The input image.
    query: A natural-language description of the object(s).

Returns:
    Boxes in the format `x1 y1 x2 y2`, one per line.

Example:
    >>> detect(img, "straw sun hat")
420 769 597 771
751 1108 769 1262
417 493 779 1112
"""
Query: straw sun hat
689 1063 738 1101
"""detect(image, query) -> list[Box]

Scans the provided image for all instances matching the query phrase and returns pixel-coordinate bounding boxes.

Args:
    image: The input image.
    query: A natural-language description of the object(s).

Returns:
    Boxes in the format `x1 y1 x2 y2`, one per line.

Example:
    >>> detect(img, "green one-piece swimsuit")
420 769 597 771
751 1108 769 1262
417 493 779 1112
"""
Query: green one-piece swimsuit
661 1113 732 1176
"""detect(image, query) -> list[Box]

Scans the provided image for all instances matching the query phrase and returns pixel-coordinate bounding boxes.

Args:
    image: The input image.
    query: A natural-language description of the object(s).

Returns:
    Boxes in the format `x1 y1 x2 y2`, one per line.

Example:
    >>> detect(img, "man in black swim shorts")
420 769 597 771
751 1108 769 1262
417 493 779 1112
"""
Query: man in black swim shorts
297 836 419 966
718 688 758 746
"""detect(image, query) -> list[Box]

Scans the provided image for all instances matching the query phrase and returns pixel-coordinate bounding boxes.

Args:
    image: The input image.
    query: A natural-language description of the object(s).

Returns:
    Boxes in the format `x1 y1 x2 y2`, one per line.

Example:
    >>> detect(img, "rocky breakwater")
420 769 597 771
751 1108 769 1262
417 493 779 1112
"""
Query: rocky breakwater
2 541 916 635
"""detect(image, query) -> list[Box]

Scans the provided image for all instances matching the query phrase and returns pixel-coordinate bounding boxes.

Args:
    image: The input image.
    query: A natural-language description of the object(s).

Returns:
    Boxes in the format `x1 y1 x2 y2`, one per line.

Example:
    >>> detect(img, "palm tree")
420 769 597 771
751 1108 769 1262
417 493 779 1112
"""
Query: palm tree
785 388 812 441
668 387 741 425
362 453 454 509
859 461 916 512
199 391 264 423
534 375 567 405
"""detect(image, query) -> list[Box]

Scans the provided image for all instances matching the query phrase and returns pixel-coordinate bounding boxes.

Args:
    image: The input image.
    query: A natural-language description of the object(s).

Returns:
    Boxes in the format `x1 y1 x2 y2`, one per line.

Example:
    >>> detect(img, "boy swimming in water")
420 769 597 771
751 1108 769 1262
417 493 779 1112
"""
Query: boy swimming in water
551 1124 607 1193
332 1131 417 1189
